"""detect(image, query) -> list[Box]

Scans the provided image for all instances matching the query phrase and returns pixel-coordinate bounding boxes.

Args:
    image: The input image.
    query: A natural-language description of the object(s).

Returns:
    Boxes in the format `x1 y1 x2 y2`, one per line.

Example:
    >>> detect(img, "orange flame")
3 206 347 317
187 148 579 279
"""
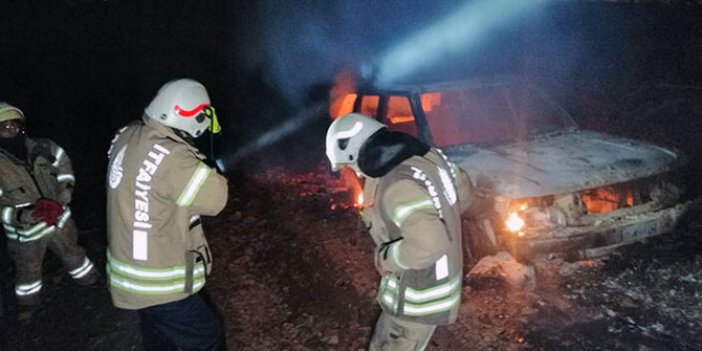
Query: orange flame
582 187 634 214
329 68 357 119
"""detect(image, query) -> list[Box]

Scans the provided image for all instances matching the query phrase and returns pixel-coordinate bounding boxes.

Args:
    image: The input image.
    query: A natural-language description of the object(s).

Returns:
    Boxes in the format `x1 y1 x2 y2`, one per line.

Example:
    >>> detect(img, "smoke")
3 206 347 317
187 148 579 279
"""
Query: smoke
370 0 547 86
222 0 549 169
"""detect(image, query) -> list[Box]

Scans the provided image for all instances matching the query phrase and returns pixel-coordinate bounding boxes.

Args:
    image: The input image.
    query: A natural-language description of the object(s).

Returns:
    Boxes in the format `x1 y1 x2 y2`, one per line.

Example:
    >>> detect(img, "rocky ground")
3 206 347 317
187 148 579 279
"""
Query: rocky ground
2 164 701 351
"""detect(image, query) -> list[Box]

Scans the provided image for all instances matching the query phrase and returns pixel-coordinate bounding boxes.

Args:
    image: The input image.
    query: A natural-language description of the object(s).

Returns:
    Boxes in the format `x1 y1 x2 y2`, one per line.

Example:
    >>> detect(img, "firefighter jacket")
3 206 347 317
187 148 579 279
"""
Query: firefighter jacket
358 130 464 325
0 137 75 242
106 116 228 310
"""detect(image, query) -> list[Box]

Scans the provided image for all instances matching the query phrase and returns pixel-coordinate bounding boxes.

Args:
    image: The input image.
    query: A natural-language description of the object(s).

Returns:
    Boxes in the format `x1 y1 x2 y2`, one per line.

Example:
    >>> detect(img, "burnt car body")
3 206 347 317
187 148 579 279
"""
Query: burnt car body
331 76 692 262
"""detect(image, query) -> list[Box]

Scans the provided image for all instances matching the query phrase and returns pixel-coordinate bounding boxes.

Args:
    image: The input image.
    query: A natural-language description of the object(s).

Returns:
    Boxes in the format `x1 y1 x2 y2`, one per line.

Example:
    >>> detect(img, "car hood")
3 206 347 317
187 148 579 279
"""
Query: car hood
443 129 680 198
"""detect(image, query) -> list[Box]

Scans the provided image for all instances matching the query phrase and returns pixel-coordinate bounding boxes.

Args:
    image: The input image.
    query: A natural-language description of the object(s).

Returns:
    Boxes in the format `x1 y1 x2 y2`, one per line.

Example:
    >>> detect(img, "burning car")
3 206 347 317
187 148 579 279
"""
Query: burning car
330 76 692 263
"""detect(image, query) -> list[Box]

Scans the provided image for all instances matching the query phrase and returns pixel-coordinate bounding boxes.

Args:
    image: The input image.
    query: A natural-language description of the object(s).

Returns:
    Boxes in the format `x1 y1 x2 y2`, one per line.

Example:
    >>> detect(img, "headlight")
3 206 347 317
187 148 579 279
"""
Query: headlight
505 212 525 233
503 200 567 237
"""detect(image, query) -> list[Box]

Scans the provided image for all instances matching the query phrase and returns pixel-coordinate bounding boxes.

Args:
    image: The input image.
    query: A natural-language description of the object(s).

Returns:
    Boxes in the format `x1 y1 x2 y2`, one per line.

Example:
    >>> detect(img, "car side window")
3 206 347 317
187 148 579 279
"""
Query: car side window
385 96 418 137
360 95 380 118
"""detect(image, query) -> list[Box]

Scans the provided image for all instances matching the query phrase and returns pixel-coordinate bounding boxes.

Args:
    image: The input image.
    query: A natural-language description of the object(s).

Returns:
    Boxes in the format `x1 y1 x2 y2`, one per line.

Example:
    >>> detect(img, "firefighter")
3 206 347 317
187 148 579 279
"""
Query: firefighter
0 102 99 319
106 79 228 351
326 113 470 350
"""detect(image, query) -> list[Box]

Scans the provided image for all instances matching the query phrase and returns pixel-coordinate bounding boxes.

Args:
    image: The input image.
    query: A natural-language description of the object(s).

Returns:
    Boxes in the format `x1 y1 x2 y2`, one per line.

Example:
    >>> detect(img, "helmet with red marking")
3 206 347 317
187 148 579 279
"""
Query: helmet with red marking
145 78 221 138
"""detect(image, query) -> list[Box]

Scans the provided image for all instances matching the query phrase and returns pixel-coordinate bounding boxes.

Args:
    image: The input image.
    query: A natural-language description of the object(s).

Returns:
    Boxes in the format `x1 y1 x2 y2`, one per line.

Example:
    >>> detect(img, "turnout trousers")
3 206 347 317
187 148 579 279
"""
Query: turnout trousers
370 311 437 351
138 293 226 351
6 218 97 305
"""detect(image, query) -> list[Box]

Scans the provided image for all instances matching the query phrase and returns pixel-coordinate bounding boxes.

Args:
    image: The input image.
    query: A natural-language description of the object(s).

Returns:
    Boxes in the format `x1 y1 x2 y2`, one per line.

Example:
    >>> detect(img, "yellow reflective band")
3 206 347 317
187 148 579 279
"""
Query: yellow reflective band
392 198 434 227
403 293 460 316
389 242 411 270
386 277 398 290
108 254 205 280
176 164 211 207
404 276 461 303
109 274 205 295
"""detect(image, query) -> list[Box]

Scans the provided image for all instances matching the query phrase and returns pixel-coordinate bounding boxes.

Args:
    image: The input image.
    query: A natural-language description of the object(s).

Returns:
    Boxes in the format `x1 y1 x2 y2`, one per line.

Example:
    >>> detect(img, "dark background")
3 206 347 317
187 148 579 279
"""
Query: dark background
1 0 701 233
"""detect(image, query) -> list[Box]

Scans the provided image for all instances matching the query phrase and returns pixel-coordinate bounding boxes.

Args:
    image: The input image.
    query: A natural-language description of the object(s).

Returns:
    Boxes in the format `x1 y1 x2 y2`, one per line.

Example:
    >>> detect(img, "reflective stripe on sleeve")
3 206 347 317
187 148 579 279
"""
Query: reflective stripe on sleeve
391 198 434 227
176 164 211 207
379 275 400 313
388 241 411 270
17 225 56 242
52 147 65 167
56 207 71 228
2 207 13 224
56 174 75 183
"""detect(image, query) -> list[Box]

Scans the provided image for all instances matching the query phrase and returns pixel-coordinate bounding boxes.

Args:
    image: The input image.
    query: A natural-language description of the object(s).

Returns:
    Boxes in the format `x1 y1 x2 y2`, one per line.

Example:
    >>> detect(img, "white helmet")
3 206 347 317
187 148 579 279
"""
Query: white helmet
0 102 25 123
325 113 386 171
145 78 221 138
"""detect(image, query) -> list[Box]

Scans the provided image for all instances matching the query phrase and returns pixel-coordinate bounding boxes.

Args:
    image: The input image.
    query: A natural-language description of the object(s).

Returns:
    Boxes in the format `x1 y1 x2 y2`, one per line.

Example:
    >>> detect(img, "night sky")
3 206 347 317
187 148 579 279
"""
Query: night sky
1 0 701 230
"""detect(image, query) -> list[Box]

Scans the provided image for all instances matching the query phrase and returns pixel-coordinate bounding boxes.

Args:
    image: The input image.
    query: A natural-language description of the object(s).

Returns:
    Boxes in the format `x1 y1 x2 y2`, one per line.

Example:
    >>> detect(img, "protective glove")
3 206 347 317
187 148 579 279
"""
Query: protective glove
32 198 64 226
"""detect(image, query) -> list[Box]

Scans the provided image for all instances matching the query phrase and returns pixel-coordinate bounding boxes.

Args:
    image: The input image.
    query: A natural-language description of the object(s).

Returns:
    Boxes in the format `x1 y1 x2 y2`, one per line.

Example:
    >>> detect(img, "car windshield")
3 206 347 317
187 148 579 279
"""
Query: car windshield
421 83 574 147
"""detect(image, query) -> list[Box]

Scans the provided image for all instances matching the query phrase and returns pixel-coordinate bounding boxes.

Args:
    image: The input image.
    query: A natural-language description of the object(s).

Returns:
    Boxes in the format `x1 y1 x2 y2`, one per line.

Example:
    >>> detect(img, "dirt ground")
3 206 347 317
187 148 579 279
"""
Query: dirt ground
2 164 701 351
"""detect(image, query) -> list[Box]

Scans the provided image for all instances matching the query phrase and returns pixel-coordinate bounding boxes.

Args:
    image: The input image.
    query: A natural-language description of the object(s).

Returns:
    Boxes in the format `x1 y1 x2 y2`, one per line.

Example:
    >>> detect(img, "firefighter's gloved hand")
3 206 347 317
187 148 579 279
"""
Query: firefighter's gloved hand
32 198 64 226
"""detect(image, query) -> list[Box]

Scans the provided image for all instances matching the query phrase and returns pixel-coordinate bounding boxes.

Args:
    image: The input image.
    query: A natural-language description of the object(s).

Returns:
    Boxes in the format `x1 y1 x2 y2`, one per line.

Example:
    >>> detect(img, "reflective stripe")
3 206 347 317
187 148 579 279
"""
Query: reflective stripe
16 225 56 242
379 275 400 313
389 241 410 270
56 207 71 228
16 280 43 296
403 293 460 316
176 164 211 207
69 257 95 279
404 275 461 303
52 147 65 167
108 251 207 295
0 187 3 197
109 252 204 279
3 223 16 233
435 254 449 280
189 215 201 225
391 199 434 227
109 274 205 295
2 207 13 224
437 167 457 205
56 174 75 183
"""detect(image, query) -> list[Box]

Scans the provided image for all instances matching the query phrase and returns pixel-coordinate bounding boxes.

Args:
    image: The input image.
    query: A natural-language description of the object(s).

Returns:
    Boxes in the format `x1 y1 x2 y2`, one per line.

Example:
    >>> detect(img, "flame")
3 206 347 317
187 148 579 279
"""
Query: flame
329 68 357 119
505 212 525 232
420 92 442 112
339 167 364 209
356 193 364 207
582 187 634 214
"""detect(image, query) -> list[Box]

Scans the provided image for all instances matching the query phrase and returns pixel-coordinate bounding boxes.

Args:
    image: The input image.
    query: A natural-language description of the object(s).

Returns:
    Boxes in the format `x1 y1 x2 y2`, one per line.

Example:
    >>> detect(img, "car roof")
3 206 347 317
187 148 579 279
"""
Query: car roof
357 75 525 95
